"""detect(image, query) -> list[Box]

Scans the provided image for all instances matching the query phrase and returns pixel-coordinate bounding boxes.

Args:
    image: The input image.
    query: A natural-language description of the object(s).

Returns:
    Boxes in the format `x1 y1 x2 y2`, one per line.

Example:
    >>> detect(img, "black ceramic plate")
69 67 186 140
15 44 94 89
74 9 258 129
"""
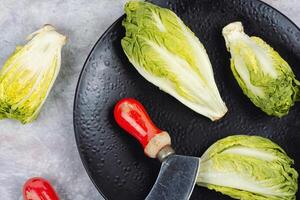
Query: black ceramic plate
74 0 300 199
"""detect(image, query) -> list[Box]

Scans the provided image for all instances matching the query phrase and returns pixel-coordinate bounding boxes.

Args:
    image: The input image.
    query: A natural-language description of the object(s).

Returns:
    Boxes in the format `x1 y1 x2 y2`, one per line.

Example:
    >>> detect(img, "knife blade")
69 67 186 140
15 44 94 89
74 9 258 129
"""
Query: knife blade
146 154 199 200
114 98 200 200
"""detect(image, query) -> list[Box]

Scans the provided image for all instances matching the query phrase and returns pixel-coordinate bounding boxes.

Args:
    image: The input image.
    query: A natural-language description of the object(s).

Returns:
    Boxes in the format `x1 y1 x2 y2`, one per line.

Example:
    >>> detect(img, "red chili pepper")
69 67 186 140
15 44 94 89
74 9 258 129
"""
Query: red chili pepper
23 177 60 200
114 98 162 148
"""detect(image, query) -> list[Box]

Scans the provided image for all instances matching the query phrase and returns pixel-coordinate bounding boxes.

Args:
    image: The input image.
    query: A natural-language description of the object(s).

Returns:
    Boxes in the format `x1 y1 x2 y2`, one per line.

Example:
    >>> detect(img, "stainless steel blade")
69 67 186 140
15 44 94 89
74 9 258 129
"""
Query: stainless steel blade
145 155 200 200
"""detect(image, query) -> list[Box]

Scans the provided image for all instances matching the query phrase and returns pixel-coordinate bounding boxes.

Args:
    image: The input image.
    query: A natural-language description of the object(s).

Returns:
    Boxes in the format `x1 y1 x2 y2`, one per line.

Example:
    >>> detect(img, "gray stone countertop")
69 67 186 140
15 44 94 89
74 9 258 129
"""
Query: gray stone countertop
0 0 299 200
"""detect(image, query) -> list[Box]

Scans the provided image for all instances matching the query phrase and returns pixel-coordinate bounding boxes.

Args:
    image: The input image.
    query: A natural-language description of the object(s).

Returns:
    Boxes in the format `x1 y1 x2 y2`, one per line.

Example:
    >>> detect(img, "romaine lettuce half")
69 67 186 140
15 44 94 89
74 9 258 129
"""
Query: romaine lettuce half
0 25 66 123
223 22 300 117
121 1 227 121
197 135 298 200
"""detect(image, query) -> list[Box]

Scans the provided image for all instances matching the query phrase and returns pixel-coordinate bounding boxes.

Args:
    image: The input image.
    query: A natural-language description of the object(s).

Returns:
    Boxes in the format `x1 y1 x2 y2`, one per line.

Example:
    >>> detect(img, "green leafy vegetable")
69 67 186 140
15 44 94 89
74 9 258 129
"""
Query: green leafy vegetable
223 22 300 117
197 135 298 200
0 25 67 124
121 1 227 121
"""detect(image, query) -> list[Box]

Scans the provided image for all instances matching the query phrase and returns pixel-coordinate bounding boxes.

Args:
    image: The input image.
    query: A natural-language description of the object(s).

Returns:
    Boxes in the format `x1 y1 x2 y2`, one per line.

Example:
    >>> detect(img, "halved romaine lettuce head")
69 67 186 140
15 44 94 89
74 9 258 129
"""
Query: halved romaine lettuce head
197 135 298 200
223 22 300 117
0 25 67 124
121 1 227 121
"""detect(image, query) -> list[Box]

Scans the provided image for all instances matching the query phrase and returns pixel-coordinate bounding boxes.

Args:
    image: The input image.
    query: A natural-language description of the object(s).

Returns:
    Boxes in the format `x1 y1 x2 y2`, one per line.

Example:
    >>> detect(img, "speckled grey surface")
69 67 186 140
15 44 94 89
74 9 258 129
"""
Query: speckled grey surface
0 0 299 200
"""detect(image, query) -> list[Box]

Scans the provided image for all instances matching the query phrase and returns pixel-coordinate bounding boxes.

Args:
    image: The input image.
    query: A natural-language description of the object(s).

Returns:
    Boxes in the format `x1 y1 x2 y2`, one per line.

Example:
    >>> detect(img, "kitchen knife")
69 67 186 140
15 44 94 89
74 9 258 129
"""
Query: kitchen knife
114 98 200 200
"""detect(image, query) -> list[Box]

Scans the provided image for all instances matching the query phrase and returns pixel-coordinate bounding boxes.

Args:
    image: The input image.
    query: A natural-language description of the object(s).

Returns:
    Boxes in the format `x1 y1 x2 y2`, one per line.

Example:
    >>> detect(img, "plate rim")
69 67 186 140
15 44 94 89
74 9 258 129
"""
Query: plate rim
73 16 124 200
73 0 300 199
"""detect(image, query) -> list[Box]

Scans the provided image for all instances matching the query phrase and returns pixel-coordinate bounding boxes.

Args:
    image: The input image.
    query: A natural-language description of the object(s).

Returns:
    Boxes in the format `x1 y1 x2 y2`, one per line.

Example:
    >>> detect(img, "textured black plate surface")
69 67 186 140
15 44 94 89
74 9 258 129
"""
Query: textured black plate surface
74 0 300 199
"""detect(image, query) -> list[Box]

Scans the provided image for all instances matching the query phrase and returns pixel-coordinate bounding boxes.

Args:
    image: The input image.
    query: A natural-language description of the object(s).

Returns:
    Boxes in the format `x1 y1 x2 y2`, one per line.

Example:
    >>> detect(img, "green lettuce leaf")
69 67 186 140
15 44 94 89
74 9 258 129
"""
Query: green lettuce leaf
197 135 298 200
223 22 300 117
121 1 227 121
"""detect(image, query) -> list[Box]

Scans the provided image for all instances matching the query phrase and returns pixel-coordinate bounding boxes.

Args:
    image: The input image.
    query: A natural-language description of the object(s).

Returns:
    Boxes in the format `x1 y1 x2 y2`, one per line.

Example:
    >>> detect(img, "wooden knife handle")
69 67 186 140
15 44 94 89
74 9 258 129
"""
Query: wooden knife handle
114 98 172 158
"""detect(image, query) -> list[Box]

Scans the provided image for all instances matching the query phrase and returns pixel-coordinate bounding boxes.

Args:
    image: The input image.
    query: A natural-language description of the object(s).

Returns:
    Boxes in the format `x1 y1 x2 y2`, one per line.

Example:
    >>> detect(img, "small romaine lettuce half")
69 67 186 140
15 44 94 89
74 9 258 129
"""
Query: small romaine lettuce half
197 135 298 200
0 25 66 123
121 1 227 121
223 22 300 117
